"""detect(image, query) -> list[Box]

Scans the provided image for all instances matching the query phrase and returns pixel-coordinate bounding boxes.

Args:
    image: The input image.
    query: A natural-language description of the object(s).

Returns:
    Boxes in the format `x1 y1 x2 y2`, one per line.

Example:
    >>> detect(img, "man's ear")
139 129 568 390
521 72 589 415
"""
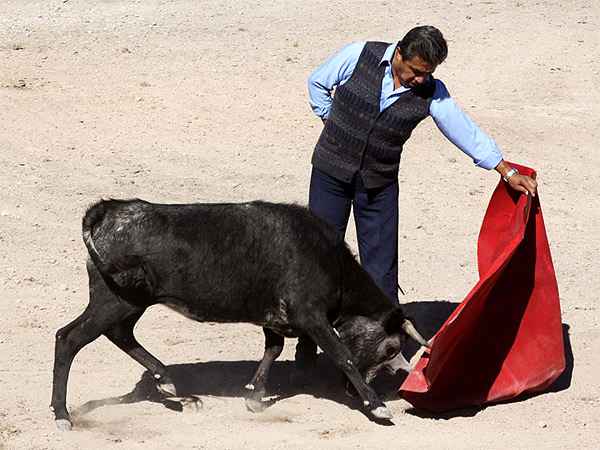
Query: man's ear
395 46 403 61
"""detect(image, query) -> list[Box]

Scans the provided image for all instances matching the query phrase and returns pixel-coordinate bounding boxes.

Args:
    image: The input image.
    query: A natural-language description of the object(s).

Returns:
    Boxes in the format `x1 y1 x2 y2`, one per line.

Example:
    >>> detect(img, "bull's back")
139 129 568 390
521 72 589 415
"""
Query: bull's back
84 199 352 322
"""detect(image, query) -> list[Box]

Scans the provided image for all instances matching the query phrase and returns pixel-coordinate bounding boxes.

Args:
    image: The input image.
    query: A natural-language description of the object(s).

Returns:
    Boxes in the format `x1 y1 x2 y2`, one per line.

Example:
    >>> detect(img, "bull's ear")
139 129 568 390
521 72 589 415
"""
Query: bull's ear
383 307 406 335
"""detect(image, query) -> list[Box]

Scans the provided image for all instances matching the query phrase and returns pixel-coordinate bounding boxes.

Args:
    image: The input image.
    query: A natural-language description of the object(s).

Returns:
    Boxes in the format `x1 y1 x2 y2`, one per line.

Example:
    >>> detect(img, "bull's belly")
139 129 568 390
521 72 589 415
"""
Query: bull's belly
165 303 209 321
164 301 299 337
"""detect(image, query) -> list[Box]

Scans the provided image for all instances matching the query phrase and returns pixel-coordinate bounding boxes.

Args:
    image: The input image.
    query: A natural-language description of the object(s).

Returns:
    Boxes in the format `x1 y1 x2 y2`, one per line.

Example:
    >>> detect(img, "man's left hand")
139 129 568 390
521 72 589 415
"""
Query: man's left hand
507 174 538 197
495 160 538 197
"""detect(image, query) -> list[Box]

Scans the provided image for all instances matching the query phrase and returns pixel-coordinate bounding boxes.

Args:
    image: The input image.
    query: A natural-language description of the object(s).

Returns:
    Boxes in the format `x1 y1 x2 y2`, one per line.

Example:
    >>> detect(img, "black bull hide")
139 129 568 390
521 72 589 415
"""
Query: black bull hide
51 199 428 430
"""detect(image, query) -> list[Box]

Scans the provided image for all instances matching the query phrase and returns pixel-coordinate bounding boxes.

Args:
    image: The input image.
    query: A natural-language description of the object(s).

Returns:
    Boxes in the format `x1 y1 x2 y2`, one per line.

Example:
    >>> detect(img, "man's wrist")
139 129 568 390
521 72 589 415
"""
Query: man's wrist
502 167 519 182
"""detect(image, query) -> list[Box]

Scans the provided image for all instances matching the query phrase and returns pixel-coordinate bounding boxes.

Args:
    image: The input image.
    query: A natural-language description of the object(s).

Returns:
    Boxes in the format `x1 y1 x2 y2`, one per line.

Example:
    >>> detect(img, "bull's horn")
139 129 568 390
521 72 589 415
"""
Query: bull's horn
402 320 431 349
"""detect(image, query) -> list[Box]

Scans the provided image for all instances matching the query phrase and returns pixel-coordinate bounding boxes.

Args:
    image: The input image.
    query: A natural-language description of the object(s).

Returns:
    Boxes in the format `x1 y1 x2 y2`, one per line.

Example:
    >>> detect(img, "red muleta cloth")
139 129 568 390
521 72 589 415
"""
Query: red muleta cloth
398 164 565 412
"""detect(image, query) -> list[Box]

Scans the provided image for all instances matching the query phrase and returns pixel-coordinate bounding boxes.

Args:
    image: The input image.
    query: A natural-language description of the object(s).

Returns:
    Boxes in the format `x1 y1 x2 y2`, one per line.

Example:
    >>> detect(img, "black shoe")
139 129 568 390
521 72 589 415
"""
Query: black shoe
289 357 317 387
289 335 317 386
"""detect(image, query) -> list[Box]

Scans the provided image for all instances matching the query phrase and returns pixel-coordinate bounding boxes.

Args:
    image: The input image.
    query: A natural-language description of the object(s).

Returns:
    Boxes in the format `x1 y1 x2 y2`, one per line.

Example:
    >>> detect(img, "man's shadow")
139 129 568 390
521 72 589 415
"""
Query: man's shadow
395 301 574 419
71 301 573 422
371 301 574 419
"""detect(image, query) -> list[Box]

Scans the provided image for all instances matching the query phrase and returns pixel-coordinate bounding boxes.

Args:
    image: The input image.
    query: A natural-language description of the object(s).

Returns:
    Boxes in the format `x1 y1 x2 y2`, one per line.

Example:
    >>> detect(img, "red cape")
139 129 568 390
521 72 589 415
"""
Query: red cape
398 164 565 412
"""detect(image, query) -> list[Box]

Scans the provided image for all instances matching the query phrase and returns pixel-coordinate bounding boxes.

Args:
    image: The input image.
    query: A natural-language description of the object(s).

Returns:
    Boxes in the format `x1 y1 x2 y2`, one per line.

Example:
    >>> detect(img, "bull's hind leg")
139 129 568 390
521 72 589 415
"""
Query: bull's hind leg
51 268 146 431
51 301 142 430
244 328 284 412
103 314 176 397
51 308 99 430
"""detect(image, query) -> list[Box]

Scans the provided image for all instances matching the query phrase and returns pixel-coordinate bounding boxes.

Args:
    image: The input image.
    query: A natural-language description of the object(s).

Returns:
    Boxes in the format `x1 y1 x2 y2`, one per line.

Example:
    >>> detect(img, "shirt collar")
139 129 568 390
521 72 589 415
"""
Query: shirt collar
380 40 401 66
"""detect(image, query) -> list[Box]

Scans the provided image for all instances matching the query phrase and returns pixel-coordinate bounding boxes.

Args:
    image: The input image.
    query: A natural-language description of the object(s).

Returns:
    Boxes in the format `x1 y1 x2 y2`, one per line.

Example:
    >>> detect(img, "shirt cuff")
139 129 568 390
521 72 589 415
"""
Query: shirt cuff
310 103 330 120
474 139 503 170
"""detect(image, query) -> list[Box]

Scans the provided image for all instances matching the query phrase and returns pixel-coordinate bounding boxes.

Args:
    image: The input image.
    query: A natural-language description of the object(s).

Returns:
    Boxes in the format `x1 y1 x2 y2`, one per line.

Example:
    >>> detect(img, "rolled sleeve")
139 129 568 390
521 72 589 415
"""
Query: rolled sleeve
307 76 333 119
473 138 503 170
308 41 365 120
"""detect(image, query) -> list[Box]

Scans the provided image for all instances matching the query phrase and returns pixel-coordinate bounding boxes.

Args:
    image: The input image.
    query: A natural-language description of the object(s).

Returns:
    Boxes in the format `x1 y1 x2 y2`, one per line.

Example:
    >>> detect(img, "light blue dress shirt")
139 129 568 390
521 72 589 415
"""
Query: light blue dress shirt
308 41 503 170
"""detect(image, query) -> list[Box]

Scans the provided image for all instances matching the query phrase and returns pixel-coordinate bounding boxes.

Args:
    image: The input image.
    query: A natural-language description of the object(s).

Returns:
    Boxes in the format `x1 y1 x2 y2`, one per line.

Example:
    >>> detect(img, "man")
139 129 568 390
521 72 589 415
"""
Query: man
289 26 538 386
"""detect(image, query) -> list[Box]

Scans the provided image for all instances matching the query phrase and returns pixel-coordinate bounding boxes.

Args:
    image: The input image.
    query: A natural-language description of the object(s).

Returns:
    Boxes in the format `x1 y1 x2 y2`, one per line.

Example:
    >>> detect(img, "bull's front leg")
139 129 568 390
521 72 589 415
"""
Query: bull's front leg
244 328 284 412
307 323 393 420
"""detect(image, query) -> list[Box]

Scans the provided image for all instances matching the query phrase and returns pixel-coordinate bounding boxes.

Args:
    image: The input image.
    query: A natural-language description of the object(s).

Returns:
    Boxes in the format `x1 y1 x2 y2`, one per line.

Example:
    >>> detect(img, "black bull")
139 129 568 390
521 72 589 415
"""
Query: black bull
51 199 429 430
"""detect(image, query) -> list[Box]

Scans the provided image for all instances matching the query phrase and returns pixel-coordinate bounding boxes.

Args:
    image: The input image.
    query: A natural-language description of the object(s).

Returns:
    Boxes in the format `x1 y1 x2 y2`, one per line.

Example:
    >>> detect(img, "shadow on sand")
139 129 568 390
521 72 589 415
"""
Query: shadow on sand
71 356 369 422
71 301 573 423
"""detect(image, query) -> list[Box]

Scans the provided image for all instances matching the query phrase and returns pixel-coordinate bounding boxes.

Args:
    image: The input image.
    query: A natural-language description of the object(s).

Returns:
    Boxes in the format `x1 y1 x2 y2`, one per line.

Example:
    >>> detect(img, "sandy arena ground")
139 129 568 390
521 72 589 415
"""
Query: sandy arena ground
0 0 598 448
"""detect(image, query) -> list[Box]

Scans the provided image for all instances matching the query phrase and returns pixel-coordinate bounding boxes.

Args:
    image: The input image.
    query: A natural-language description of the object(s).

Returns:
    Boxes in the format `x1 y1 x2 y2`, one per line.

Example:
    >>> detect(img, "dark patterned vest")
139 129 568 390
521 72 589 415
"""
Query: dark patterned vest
311 41 436 189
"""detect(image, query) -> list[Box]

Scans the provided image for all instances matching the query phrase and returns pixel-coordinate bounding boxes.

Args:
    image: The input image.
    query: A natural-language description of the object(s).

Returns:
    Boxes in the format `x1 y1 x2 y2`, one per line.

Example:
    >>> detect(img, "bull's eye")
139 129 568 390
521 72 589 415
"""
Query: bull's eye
386 344 398 357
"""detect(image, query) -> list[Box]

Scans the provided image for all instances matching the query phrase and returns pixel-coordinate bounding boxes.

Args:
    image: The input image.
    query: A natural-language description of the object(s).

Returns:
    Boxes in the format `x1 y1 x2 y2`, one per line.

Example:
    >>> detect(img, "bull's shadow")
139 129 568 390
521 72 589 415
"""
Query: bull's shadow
71 357 370 421
71 300 458 423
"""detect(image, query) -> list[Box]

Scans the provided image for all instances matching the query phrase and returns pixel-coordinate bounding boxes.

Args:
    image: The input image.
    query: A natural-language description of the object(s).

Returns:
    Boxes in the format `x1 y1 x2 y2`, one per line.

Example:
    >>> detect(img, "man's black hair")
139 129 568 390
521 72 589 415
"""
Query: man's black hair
399 26 448 65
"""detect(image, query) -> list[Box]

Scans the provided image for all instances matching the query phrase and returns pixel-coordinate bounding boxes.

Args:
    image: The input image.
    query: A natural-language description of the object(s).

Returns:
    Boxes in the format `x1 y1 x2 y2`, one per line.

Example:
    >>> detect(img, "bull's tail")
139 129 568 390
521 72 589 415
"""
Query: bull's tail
82 199 147 281
82 200 116 274
82 199 155 296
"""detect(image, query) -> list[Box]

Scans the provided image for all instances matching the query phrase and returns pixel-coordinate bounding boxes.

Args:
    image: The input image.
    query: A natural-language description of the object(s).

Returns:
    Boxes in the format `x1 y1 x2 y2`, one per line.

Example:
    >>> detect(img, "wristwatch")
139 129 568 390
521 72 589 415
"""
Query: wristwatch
502 167 519 183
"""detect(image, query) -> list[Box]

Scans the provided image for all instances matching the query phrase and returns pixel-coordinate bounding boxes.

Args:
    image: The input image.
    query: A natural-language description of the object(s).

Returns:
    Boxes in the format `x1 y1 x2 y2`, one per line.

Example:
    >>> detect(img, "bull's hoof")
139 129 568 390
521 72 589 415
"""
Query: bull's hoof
157 382 177 397
55 419 73 431
245 396 266 413
371 406 393 420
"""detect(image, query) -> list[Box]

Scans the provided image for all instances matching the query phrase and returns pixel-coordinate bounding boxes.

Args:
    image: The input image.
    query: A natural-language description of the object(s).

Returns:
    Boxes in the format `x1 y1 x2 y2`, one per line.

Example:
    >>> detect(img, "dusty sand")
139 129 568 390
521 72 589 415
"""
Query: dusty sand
0 0 598 448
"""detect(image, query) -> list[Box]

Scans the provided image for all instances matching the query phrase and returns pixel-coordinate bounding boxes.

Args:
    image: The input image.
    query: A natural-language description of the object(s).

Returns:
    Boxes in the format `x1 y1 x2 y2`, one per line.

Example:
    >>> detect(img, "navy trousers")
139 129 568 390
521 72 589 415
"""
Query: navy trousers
308 167 399 303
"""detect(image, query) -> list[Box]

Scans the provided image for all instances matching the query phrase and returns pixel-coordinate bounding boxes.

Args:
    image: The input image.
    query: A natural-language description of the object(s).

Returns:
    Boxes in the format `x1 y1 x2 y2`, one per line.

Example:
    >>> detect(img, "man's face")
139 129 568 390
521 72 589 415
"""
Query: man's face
392 48 438 89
